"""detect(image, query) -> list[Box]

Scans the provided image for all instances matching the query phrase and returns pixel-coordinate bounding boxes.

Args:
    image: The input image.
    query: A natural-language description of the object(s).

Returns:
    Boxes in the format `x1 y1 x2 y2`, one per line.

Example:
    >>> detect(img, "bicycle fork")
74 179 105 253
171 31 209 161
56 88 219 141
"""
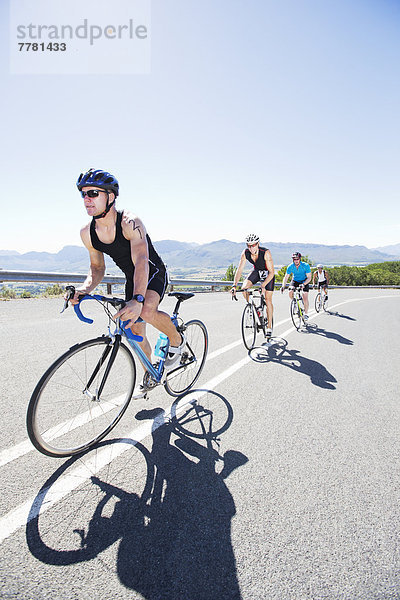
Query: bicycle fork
83 336 121 401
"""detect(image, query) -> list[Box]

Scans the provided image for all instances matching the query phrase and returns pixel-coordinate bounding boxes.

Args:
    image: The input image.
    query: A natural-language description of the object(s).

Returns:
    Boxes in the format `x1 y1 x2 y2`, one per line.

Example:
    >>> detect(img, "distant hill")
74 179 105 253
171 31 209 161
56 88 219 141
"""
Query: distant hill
0 240 398 277
372 243 400 257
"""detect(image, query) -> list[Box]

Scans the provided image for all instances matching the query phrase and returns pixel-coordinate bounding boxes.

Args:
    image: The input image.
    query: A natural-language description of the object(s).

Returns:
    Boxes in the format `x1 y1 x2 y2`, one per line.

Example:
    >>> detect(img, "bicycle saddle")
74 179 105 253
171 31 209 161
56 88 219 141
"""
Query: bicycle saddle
168 292 194 301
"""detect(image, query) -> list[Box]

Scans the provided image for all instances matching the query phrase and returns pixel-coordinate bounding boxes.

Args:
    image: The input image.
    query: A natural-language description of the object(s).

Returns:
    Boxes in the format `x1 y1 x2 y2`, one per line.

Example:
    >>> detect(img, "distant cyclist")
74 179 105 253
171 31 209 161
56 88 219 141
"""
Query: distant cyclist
280 252 312 320
231 234 275 336
312 264 329 297
70 168 184 368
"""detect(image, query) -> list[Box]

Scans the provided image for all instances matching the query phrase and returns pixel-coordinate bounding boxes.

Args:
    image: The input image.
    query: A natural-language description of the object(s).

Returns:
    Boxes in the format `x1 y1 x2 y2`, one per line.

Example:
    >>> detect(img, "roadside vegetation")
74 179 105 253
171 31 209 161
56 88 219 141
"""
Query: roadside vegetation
275 260 400 286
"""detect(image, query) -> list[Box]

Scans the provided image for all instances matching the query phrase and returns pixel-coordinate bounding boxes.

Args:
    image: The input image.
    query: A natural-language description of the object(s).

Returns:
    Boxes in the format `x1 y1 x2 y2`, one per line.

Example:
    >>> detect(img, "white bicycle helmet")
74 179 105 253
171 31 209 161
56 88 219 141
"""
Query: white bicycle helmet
245 233 259 244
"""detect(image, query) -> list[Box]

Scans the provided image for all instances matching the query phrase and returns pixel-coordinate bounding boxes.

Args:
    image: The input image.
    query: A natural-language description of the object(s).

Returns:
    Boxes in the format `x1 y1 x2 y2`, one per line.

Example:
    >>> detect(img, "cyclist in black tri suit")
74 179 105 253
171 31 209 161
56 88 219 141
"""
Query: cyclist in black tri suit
231 234 275 336
70 168 184 368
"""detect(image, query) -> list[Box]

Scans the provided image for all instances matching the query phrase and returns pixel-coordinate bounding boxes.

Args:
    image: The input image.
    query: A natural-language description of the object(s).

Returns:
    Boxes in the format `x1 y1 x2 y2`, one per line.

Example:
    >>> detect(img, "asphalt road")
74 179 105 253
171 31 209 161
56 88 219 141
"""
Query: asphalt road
0 288 399 600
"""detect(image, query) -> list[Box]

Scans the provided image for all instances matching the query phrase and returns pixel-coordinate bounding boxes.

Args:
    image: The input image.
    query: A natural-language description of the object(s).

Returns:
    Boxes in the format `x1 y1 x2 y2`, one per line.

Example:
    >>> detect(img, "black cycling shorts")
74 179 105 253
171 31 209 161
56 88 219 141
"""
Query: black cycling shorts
292 280 310 293
246 269 275 291
317 280 328 289
125 264 168 303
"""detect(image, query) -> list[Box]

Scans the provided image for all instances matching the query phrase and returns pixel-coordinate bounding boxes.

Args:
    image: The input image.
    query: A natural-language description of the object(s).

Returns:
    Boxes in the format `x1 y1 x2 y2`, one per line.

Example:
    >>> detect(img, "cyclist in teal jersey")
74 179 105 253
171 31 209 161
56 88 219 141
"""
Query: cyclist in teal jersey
281 251 312 320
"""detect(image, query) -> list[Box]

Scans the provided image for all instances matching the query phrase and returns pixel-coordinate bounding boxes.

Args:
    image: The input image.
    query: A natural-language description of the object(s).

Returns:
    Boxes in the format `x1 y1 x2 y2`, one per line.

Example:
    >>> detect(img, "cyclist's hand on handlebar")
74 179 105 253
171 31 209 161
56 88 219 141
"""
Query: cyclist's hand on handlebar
68 288 89 306
231 286 238 301
114 298 142 327
61 285 86 312
280 285 285 294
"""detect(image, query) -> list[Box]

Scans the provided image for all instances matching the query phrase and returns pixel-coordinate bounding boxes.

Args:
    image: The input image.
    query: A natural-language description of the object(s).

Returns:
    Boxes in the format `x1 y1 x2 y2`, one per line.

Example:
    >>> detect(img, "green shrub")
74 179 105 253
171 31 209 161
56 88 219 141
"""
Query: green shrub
44 283 65 296
0 285 17 299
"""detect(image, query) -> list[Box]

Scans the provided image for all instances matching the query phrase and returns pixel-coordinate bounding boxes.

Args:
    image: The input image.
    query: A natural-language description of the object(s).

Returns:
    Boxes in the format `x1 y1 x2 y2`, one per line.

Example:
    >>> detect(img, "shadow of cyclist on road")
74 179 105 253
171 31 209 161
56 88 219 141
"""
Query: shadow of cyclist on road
118 395 248 599
250 341 337 389
325 310 357 321
307 326 353 345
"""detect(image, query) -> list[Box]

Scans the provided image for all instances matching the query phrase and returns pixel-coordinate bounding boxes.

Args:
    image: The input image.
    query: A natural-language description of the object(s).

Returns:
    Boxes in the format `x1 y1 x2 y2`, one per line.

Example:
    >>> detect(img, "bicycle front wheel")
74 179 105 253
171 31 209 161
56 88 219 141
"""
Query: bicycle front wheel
27 337 136 457
241 303 256 349
290 299 302 330
164 320 208 396
315 293 322 313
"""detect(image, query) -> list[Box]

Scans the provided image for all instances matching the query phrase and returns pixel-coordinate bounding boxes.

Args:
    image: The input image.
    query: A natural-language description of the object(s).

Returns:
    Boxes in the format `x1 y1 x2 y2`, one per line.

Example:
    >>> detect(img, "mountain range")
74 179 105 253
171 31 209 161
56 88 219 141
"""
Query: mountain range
0 240 399 277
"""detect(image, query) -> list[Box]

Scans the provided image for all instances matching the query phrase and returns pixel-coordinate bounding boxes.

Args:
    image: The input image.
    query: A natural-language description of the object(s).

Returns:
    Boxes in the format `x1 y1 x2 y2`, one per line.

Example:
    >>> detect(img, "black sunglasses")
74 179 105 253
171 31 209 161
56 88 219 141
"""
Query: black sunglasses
81 189 106 199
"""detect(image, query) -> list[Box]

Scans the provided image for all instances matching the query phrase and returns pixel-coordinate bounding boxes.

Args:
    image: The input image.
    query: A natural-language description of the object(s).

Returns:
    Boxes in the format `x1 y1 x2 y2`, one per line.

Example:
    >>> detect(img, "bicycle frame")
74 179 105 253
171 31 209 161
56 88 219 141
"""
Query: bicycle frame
290 286 305 321
73 294 182 384
248 291 267 330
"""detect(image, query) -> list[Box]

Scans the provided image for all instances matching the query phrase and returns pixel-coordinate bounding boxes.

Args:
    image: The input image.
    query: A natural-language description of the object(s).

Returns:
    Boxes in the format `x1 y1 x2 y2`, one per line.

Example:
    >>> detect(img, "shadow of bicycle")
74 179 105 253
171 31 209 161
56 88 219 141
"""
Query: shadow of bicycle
26 391 248 600
325 310 357 321
307 325 354 345
249 338 337 389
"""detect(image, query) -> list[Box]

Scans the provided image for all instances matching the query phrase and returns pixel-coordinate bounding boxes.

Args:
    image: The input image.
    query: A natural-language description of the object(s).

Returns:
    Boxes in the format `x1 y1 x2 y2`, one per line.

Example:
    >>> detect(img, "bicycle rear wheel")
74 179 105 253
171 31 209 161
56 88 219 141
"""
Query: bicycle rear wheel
164 320 208 396
27 336 136 457
290 299 302 330
241 303 256 349
315 293 322 313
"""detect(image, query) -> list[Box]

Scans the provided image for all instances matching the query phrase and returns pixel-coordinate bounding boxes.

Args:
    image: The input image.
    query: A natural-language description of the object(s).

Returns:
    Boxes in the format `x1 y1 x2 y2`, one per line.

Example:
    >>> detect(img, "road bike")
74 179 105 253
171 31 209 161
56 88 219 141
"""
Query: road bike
289 285 307 330
233 288 273 350
314 286 328 313
27 286 208 458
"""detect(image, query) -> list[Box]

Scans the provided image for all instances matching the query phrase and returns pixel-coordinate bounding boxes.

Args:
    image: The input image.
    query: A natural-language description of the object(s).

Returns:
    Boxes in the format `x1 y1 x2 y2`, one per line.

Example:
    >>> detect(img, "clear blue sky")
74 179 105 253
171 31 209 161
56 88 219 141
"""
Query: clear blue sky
1 0 399 253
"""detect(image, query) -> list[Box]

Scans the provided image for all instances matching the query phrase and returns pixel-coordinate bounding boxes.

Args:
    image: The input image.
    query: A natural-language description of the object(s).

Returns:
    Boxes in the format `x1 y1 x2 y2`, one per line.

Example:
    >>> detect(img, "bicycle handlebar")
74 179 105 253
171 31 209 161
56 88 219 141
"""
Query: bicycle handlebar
231 287 258 301
63 286 143 341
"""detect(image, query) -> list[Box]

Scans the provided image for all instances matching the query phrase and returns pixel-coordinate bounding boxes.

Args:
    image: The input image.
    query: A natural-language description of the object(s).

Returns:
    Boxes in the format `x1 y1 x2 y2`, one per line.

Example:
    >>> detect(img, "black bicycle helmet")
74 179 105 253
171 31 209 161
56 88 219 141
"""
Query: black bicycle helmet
292 251 301 259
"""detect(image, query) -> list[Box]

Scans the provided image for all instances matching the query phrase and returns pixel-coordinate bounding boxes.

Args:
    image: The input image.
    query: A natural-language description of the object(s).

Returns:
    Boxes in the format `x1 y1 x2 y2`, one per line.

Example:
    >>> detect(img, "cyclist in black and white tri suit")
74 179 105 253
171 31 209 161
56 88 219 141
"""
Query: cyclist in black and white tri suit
231 234 275 336
312 264 329 297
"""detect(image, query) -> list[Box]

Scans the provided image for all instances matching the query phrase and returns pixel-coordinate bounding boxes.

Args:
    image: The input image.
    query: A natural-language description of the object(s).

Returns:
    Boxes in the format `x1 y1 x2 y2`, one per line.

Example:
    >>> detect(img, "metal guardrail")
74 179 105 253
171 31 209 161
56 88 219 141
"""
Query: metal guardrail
0 269 232 293
0 270 399 292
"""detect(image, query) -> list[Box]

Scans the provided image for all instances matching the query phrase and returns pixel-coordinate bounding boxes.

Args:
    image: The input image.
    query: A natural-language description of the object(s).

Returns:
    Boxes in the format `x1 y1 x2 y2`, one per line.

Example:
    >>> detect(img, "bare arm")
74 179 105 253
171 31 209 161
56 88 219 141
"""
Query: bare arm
122 212 149 297
261 250 275 288
113 212 150 326
281 267 291 291
232 251 247 290
70 224 105 303
304 268 312 286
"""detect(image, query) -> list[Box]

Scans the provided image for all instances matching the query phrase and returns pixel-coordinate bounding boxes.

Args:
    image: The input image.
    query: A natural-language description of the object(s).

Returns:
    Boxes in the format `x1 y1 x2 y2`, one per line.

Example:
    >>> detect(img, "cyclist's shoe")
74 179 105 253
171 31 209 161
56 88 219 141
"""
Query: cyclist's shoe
303 314 309 321
164 333 186 370
265 328 272 338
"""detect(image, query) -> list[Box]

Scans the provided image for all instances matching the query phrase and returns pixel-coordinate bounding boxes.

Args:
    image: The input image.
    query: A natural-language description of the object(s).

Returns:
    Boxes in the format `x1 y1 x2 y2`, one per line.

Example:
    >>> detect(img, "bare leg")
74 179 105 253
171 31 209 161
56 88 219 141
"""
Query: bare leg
141 290 181 348
264 290 274 329
241 279 253 302
129 320 152 363
302 291 309 314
